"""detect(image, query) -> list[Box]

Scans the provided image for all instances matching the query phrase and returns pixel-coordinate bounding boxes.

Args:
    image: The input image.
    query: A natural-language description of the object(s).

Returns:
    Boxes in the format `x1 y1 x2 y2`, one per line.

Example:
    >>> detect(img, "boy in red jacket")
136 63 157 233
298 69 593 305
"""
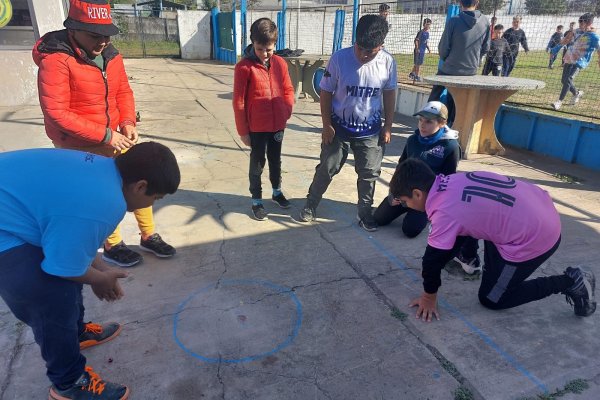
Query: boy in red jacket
233 18 295 221
32 0 175 267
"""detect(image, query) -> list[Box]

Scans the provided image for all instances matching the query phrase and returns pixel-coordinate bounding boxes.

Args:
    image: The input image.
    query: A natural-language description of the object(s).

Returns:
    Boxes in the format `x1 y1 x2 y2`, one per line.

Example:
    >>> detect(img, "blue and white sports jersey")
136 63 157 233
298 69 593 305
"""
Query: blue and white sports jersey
0 149 126 277
320 47 397 140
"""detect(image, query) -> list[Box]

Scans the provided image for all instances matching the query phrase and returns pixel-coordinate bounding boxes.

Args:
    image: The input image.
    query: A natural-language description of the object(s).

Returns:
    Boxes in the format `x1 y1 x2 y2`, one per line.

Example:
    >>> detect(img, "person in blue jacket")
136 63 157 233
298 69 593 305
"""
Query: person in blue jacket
0 143 180 400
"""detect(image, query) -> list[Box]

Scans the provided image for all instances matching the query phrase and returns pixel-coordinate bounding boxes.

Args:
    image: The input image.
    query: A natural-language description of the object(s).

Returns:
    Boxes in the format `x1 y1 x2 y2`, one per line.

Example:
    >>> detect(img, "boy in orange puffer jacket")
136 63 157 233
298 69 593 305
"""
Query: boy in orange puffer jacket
233 18 295 221
33 0 175 268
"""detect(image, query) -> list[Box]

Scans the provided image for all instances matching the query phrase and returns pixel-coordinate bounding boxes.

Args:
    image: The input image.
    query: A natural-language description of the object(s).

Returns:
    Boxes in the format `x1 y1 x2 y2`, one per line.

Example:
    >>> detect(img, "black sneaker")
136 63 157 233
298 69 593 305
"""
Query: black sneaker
49 366 130 400
453 253 482 275
140 233 176 258
299 205 316 222
357 214 377 232
564 266 596 317
272 193 291 209
79 322 122 350
102 242 142 267
251 204 268 221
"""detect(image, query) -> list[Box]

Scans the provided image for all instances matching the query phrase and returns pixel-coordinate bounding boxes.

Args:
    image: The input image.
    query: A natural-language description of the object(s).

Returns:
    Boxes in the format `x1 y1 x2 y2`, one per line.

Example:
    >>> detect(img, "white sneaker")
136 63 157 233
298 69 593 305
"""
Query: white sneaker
454 254 482 275
571 91 583 105
552 100 562 110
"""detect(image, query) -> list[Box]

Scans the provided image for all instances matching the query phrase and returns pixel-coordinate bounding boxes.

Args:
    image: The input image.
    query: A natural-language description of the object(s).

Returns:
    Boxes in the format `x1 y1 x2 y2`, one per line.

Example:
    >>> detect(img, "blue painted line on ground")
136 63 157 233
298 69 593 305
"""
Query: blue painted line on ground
173 279 303 364
323 203 549 393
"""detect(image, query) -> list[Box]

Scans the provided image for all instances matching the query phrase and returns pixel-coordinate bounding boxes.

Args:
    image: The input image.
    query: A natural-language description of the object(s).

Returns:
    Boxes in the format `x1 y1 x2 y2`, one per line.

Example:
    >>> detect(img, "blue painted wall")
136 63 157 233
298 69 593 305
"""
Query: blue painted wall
495 105 600 171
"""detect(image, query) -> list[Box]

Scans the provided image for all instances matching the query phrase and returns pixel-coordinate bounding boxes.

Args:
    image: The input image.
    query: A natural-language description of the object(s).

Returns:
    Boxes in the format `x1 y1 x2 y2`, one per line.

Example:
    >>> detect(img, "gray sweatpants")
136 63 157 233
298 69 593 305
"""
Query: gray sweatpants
305 134 384 217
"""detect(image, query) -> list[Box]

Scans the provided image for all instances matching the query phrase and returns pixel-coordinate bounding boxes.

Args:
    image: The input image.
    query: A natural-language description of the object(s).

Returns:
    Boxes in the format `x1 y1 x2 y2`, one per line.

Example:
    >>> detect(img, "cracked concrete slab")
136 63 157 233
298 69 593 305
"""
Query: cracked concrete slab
1 58 600 400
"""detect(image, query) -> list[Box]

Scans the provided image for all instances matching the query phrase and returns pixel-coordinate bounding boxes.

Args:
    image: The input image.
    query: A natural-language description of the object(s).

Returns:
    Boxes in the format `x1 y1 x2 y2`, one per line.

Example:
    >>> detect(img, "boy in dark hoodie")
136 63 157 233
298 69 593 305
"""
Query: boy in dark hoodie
374 102 460 238
502 16 529 77
482 24 509 76
428 0 490 126
233 18 295 221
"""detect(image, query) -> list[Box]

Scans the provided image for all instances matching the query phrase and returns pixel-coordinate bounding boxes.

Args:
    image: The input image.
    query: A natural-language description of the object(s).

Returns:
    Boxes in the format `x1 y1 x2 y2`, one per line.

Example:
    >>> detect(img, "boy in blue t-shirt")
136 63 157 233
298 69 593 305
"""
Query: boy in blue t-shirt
552 13 600 110
0 143 180 400
299 15 397 232
409 18 432 82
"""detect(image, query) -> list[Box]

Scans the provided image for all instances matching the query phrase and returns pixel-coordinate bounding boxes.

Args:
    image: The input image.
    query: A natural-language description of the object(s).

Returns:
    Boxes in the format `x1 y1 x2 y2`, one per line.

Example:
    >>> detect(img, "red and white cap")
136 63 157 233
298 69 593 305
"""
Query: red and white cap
63 0 119 36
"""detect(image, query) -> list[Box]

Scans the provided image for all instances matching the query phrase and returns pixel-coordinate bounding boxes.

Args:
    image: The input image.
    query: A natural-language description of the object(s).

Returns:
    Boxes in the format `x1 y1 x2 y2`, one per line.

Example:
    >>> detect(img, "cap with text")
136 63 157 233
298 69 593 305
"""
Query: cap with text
63 0 119 37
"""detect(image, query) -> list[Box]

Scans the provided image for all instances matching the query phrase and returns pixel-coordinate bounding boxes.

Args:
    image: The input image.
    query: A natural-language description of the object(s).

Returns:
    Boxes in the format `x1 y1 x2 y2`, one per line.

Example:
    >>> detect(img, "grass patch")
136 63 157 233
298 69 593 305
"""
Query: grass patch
453 386 474 400
394 50 600 123
390 307 408 321
553 172 581 184
112 40 180 58
517 378 590 400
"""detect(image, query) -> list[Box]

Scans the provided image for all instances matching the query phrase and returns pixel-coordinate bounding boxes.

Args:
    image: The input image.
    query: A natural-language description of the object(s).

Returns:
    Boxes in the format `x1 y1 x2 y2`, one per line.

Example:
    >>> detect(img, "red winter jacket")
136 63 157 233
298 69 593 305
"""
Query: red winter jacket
233 49 295 136
32 30 136 148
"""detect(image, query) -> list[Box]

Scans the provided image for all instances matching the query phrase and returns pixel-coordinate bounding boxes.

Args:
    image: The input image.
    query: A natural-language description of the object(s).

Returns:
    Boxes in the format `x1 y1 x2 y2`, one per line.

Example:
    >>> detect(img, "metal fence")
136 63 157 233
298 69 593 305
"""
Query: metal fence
238 1 600 121
111 11 180 58
369 0 600 121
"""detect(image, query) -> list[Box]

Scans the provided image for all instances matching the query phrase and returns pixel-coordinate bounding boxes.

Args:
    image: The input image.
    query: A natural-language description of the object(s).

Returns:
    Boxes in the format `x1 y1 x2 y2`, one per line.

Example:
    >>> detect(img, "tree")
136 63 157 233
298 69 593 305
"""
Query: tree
525 0 568 15
478 0 508 14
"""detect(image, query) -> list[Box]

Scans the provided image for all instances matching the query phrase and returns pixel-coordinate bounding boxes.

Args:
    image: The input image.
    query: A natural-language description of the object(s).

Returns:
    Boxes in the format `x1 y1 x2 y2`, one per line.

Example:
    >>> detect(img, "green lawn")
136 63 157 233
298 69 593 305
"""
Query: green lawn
113 40 180 58
394 51 600 123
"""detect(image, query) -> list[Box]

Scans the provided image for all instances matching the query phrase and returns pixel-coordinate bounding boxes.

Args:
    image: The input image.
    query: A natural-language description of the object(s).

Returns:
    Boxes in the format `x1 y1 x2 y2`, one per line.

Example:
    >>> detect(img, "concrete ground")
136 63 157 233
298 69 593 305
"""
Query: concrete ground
1 58 600 400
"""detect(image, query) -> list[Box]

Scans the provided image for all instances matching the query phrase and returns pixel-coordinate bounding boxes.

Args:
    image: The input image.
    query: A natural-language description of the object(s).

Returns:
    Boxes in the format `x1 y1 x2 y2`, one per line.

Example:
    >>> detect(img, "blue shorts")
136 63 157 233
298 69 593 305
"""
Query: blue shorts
414 50 425 66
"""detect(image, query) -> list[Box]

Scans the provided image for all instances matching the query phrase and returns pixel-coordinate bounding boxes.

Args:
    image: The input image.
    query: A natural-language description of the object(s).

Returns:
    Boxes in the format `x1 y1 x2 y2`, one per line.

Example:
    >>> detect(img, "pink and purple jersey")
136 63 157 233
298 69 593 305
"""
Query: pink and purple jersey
425 172 561 263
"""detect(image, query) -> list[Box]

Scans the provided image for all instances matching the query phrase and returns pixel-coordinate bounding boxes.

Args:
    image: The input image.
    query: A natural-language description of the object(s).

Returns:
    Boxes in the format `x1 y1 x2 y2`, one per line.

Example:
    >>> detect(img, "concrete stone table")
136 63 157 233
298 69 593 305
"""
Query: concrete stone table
283 55 330 102
423 75 545 158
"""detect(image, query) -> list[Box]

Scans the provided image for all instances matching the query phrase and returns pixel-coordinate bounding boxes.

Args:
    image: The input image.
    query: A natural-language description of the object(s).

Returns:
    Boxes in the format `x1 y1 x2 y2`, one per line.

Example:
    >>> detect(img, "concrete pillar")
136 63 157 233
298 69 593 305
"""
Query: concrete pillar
27 0 67 39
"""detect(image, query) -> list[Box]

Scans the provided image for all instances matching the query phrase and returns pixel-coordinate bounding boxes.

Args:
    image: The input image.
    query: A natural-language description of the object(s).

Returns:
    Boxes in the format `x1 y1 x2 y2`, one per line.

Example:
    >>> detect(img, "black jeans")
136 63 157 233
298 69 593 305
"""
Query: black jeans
373 197 428 238
559 64 581 101
477 237 571 310
249 131 284 200
0 244 86 386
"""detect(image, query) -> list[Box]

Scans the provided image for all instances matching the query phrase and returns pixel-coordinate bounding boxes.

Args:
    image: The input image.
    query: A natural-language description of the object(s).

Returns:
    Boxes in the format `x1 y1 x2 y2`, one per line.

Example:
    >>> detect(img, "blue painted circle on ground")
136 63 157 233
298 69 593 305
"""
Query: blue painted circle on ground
173 279 303 364
312 67 325 95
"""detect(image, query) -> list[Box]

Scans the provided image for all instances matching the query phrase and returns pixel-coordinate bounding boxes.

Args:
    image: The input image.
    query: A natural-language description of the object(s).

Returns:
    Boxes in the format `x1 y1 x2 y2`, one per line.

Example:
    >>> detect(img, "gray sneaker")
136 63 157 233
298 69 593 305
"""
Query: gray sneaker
571 90 583 105
299 205 316 222
357 214 377 232
251 204 268 221
564 266 596 317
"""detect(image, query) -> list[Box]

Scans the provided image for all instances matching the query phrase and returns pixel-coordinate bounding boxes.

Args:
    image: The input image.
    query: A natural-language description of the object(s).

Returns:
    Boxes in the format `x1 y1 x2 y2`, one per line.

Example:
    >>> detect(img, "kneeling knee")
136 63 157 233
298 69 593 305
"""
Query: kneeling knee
402 227 424 238
478 293 504 310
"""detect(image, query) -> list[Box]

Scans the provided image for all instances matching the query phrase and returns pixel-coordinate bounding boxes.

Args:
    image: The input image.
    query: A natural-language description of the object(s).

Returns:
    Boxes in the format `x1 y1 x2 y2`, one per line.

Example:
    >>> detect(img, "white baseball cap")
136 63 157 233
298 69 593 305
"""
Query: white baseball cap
413 101 449 120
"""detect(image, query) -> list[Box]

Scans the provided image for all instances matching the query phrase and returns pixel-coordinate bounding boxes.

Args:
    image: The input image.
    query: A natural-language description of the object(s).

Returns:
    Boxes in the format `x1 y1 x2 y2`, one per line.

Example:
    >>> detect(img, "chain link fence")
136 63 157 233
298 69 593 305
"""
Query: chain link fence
112 10 180 58
369 0 599 121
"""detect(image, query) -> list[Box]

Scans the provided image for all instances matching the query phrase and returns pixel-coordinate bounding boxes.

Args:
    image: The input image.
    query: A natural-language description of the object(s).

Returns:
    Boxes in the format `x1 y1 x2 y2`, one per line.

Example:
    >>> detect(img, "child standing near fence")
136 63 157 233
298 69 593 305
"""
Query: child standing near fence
233 18 295 221
552 13 600 111
546 25 564 69
482 24 509 76
409 18 432 82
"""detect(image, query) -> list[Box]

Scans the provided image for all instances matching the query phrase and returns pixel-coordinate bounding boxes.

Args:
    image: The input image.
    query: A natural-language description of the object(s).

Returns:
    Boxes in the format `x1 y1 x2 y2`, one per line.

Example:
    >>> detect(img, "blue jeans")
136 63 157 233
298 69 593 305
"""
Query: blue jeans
306 134 384 217
0 244 86 386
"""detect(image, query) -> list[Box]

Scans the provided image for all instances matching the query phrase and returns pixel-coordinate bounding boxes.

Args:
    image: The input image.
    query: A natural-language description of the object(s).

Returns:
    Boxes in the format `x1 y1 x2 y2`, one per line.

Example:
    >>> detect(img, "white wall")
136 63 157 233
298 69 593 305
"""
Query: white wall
178 10 212 59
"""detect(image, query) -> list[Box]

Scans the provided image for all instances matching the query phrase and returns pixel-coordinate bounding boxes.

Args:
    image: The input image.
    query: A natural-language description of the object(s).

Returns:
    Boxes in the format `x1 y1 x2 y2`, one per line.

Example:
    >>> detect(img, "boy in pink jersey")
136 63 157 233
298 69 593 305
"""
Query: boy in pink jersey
389 159 596 321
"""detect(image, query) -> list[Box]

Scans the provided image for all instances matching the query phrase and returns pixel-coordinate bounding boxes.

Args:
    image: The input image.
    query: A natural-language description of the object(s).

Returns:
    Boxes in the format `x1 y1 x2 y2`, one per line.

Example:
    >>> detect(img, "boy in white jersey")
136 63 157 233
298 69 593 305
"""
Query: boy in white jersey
390 159 595 322
299 15 397 231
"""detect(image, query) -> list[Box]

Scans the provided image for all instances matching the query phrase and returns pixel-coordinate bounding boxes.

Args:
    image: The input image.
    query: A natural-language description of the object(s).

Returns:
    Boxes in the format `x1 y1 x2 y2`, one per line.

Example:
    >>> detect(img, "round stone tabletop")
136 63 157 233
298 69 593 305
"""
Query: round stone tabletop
423 75 546 90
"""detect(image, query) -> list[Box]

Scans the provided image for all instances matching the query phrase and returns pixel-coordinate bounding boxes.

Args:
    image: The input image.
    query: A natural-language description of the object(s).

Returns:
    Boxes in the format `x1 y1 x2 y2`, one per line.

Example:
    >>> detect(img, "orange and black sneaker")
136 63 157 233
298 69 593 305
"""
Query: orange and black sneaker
49 366 129 400
79 322 122 350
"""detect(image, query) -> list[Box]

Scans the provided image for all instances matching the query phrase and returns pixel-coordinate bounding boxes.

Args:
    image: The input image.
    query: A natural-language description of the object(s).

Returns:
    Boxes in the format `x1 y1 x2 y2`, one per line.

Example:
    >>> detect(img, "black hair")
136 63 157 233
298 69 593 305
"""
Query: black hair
459 0 479 8
355 15 389 49
115 141 180 196
250 18 278 45
557 25 563 30
494 24 504 31
423 18 432 25
379 3 390 12
579 13 594 24
389 158 436 199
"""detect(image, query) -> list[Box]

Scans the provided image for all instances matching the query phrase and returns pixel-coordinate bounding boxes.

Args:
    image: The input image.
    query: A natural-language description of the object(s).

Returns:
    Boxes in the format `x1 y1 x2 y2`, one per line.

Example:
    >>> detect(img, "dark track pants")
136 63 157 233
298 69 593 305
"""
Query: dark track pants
477 237 572 309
